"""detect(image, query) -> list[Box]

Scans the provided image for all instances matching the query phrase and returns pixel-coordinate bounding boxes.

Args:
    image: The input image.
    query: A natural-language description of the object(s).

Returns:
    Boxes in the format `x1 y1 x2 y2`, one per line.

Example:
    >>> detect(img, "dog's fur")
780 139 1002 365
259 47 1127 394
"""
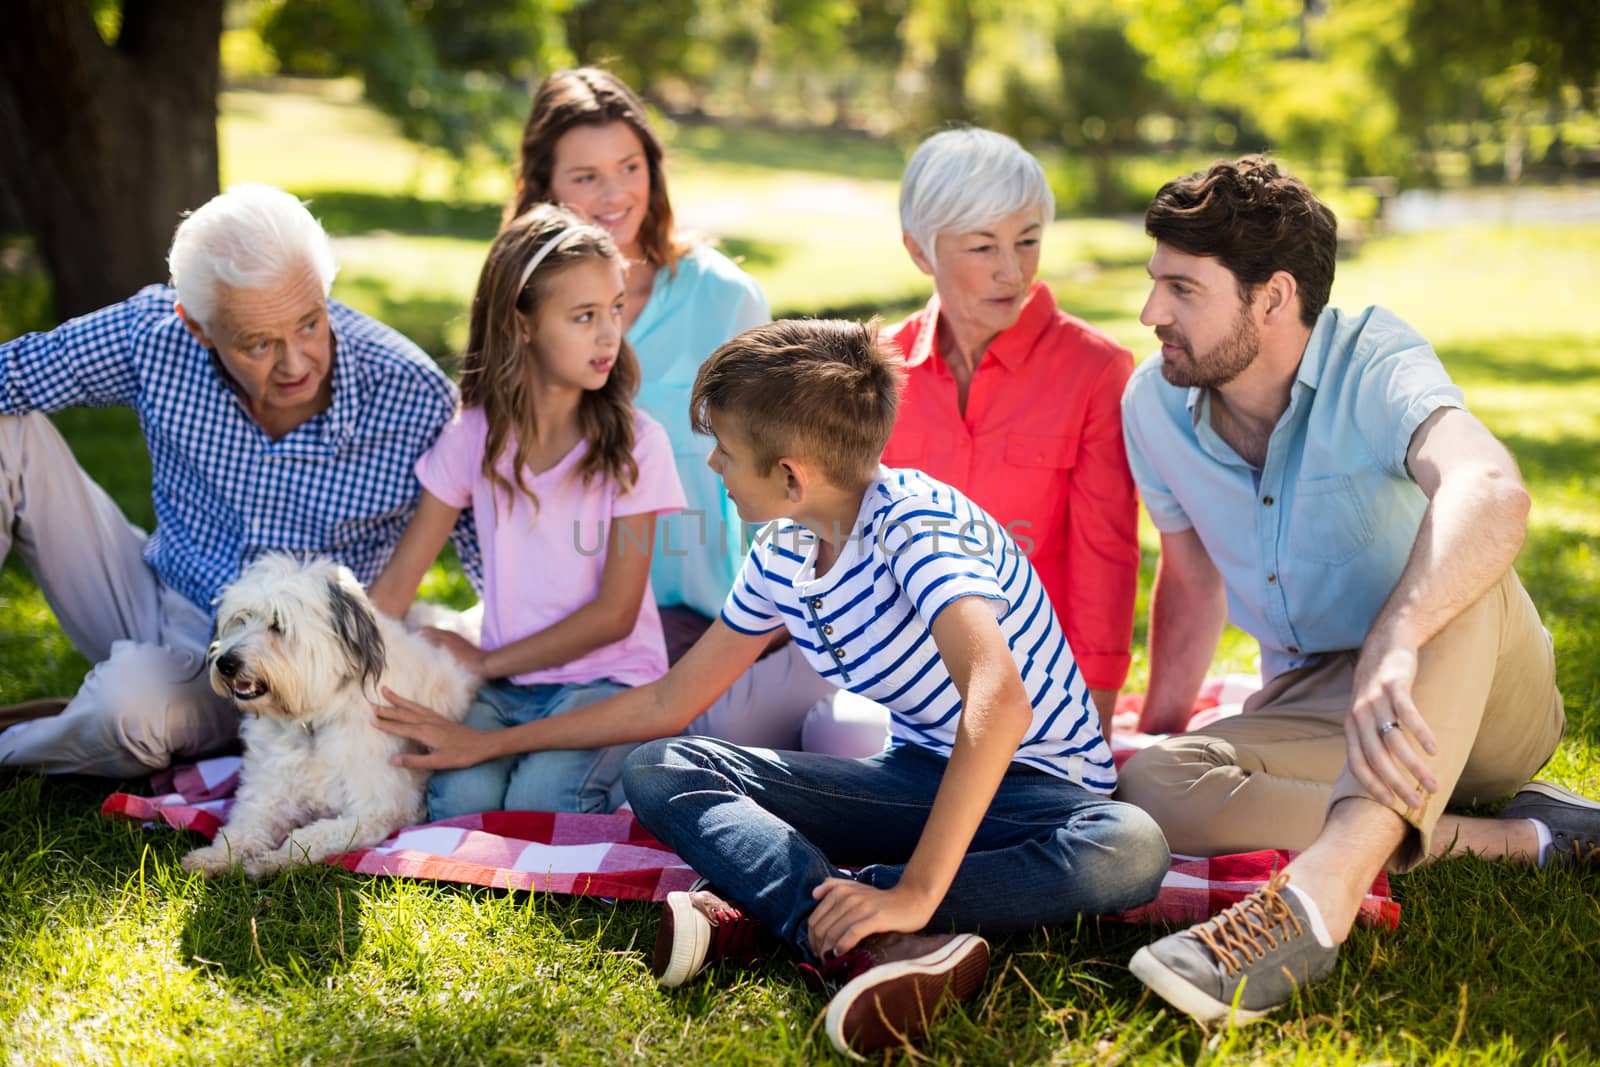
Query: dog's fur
181 554 477 879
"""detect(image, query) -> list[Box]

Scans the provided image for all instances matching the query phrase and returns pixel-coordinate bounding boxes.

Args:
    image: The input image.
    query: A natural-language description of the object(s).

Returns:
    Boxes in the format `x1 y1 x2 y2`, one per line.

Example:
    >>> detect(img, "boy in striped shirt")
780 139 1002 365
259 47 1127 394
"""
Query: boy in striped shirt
380 319 1170 1057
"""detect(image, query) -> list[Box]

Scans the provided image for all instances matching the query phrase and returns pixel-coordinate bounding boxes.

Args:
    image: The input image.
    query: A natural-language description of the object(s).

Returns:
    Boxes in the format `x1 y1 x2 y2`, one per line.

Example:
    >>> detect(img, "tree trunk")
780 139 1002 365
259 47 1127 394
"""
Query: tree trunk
0 0 222 319
925 1 975 126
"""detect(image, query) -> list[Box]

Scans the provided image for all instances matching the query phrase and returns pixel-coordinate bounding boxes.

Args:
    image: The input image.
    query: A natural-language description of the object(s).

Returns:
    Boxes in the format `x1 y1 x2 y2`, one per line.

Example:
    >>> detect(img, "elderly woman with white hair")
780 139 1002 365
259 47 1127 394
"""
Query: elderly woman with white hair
0 184 469 776
808 129 1140 754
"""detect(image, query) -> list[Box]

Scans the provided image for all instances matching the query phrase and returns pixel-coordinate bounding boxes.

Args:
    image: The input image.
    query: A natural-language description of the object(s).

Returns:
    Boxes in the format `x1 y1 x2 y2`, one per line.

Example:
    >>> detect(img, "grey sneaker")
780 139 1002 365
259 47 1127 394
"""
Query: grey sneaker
1129 872 1338 1025
650 888 773 987
1500 781 1600 867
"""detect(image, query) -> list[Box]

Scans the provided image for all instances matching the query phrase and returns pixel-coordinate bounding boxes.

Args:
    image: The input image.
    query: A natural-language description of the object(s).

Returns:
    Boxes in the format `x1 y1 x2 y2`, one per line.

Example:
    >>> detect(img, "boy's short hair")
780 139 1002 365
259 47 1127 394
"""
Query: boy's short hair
1145 155 1337 327
691 319 903 488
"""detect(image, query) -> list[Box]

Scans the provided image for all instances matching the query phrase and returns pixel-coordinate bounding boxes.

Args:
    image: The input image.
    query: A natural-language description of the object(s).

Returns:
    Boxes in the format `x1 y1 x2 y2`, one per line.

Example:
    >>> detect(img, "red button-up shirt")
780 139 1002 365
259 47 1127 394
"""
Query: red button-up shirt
881 282 1139 690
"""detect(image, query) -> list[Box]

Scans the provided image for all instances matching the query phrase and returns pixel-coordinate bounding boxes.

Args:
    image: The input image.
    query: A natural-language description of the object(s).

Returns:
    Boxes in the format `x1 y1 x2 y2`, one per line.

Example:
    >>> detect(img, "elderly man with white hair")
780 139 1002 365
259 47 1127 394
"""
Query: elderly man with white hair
0 184 474 777
807 128 1139 756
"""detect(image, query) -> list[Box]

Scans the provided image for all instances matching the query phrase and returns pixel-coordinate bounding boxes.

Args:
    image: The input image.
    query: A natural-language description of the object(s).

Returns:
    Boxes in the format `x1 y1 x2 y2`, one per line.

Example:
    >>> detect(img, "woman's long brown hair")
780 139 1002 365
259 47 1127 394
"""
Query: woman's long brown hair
461 203 641 512
509 67 686 273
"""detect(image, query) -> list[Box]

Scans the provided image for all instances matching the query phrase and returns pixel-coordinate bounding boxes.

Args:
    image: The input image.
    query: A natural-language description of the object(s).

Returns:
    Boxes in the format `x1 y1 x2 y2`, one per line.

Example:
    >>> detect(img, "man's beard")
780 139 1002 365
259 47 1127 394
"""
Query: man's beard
1158 307 1260 389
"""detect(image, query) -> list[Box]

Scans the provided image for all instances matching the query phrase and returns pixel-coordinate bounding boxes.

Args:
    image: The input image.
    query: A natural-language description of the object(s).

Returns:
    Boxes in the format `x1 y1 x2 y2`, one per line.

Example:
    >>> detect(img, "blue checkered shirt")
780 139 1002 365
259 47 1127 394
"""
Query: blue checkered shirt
1 285 481 611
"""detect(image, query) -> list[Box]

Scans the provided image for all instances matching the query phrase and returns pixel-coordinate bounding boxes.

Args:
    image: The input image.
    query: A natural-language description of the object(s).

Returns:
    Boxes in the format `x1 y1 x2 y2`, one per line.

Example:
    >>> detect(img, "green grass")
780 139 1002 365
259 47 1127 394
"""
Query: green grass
3 80 1598 1064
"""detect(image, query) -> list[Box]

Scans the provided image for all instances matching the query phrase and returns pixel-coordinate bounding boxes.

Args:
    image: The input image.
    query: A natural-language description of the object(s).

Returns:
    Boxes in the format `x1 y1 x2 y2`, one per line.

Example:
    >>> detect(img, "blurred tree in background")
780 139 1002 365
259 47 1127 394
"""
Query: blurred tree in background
244 0 1600 202
3 0 1597 318
0 0 223 318
1376 0 1600 182
259 0 567 163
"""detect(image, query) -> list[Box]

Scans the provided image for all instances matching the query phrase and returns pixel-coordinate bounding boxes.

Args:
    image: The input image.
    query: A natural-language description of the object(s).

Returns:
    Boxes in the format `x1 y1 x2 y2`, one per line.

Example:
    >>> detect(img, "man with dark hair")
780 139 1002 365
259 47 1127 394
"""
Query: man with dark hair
1116 156 1596 1024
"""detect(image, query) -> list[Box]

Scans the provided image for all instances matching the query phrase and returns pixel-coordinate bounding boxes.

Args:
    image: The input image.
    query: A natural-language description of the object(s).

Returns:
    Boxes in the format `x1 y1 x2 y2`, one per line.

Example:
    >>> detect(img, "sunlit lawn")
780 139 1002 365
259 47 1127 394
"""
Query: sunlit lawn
1 79 1597 1065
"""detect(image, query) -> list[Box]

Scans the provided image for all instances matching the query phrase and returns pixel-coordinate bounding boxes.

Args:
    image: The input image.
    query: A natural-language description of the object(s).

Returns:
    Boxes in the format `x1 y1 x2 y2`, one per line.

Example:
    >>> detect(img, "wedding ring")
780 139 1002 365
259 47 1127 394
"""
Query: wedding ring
1378 721 1400 737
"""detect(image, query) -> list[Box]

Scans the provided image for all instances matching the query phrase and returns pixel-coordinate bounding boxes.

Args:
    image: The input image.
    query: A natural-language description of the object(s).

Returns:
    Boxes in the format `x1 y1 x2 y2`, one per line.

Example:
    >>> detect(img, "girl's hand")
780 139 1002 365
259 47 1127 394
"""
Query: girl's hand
373 687 496 770
807 879 938 958
366 588 409 621
420 627 489 676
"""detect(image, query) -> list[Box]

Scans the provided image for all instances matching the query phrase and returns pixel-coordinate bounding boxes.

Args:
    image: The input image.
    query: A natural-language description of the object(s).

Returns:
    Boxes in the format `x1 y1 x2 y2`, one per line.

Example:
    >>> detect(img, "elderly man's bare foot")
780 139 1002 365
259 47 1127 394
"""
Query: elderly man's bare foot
0 698 69 729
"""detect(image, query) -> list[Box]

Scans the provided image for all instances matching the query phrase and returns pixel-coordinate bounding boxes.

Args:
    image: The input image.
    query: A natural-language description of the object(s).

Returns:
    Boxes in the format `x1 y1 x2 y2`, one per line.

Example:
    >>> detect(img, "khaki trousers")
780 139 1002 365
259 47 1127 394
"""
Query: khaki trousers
0 413 238 777
1117 568 1565 872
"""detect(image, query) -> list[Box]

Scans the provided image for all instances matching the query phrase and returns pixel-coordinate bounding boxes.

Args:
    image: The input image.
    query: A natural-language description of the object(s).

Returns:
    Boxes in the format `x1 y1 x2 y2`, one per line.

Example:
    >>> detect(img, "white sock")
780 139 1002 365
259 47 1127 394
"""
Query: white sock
1528 818 1553 868
1282 884 1336 948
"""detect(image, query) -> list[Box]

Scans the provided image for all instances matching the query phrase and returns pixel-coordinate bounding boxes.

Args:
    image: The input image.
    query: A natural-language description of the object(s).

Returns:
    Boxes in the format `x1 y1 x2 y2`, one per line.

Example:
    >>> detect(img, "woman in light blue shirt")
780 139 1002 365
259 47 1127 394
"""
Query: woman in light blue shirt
507 68 835 749
508 68 767 642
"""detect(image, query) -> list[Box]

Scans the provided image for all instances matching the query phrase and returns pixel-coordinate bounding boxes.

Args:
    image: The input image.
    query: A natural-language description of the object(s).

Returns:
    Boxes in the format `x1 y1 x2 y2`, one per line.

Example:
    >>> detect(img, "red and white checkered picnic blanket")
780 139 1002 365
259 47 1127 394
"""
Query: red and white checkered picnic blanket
101 757 701 901
100 675 1400 929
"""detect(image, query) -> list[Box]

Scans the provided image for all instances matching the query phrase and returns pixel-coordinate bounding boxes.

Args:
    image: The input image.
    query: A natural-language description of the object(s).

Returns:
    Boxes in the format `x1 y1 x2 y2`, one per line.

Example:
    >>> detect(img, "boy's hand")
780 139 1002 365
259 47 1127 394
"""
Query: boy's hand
807 878 936 957
373 687 496 769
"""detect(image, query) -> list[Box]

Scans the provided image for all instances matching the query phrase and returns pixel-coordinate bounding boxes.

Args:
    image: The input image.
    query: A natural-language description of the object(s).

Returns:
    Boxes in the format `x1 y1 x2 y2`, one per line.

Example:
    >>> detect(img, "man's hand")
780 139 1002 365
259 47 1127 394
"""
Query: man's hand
1346 641 1439 809
1335 406 1527 813
419 627 489 675
807 878 937 958
373 687 497 770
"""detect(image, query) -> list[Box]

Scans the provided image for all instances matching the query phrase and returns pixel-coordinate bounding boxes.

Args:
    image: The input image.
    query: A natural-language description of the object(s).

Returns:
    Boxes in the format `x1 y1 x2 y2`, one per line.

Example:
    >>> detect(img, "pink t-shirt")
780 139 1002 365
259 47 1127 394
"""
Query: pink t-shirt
416 406 687 687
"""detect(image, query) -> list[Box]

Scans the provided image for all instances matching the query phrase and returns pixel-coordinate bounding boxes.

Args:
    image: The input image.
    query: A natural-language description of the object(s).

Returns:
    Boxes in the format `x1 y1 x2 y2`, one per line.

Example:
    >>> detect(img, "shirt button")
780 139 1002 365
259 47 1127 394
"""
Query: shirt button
1267 573 1277 584
832 648 846 659
823 625 834 636
250 519 261 533
1262 495 1274 506
811 598 823 610
1288 645 1300 654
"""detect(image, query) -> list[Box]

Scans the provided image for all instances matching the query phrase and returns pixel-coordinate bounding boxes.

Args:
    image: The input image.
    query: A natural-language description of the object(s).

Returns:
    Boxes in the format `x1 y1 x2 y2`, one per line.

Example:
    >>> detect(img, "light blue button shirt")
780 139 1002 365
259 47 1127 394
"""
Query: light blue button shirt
628 244 770 618
1121 305 1465 681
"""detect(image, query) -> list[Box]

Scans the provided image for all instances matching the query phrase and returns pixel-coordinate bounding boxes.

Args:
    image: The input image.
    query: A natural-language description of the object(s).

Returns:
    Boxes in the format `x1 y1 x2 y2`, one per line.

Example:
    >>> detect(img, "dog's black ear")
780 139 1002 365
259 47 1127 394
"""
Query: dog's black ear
327 579 386 692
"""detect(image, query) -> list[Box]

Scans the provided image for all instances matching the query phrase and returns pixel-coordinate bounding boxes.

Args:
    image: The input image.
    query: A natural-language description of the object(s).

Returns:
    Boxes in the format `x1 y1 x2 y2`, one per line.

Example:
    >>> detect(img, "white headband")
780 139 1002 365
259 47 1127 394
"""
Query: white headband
517 224 590 292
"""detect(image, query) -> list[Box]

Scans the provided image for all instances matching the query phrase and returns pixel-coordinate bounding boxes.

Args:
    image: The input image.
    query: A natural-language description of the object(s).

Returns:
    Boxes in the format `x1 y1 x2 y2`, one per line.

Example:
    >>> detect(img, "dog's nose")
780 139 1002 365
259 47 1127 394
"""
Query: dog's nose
215 651 243 678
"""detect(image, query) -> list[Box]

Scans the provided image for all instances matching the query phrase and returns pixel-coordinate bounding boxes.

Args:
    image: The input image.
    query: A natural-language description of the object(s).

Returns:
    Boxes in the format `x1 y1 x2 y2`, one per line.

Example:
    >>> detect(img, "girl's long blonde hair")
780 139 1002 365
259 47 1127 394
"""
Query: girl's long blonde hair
461 204 641 510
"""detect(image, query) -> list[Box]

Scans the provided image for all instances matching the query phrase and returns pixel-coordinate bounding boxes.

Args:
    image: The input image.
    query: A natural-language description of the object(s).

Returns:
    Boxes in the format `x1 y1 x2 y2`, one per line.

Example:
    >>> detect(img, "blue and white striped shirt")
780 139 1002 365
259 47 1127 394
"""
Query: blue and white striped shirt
720 466 1116 791
1 285 480 611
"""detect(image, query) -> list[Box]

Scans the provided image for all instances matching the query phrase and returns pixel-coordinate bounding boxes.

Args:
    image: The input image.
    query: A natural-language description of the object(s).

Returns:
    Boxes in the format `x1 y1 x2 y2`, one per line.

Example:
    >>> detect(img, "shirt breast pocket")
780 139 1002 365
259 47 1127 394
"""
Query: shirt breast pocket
1287 474 1376 566
1003 432 1076 472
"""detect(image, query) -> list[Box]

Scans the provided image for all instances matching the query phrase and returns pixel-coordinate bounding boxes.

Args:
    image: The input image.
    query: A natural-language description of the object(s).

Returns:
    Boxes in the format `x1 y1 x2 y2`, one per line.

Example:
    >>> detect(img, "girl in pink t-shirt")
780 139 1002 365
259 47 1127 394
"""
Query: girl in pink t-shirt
369 204 685 816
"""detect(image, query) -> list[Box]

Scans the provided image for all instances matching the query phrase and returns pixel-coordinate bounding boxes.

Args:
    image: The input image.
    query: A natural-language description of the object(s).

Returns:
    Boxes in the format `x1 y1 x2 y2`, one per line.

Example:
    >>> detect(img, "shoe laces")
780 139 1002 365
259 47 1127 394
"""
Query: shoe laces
698 900 764 963
1554 830 1600 866
795 947 875 993
1188 871 1304 977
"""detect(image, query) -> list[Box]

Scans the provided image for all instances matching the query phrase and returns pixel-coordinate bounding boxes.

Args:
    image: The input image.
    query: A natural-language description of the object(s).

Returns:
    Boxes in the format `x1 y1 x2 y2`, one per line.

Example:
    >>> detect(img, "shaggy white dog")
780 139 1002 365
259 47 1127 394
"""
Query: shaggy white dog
181 554 477 879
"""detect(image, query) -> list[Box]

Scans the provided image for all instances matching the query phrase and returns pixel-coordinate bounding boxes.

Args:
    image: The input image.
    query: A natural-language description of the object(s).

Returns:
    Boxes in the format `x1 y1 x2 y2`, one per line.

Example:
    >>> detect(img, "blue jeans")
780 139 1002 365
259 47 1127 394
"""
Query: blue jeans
428 679 632 819
621 737 1170 958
